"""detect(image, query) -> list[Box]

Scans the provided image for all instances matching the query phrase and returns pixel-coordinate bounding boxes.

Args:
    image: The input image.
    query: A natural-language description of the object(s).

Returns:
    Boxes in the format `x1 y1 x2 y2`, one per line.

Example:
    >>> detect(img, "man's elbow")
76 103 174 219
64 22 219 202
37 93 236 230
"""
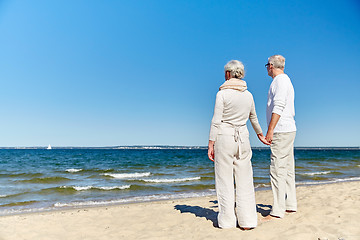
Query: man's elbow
272 106 284 116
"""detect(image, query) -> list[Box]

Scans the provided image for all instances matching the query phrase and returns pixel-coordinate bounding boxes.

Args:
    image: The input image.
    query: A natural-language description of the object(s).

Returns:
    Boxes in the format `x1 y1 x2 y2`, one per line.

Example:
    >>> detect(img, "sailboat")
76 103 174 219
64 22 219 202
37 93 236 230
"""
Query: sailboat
47 144 52 150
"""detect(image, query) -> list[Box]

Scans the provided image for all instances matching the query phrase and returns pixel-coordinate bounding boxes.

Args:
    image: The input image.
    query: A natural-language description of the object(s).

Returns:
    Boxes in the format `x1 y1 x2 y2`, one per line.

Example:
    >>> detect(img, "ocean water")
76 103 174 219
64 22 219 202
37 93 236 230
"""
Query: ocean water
0 147 359 215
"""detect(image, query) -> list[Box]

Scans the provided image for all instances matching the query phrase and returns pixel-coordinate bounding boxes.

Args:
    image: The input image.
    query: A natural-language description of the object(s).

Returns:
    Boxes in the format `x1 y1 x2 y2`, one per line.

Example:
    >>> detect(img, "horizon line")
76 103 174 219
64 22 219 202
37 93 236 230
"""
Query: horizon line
0 146 359 150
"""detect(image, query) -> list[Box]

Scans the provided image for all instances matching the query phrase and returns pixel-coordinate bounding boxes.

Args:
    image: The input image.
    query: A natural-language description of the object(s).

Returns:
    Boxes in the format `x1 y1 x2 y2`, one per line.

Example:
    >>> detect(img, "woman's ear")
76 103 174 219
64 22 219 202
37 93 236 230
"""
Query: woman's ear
225 71 231 80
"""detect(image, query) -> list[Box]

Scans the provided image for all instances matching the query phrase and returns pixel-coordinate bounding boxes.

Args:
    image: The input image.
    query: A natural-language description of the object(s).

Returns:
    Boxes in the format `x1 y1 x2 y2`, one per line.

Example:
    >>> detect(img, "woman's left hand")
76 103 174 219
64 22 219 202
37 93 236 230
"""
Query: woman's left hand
257 133 271 145
208 141 215 162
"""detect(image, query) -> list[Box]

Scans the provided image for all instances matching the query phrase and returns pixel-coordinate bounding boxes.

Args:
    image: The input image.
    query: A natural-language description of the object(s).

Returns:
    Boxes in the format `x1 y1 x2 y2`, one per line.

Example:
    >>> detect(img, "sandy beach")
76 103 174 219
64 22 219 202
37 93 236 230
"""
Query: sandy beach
0 181 359 240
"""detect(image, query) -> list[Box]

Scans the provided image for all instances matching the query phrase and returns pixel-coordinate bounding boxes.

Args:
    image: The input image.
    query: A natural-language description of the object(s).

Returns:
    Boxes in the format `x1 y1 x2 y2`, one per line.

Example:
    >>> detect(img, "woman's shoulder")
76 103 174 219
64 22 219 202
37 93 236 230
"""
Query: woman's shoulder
243 89 253 97
219 89 253 100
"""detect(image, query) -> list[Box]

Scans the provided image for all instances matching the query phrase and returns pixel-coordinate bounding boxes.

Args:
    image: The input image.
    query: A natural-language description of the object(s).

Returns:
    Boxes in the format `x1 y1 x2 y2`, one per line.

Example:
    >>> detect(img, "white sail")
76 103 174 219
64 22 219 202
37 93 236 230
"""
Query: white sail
47 144 52 150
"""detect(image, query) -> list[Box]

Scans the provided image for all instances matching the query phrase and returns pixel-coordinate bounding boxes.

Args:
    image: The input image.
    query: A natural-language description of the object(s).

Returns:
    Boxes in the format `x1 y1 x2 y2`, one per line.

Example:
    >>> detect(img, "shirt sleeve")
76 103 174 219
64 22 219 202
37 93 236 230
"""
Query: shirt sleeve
209 91 224 141
272 78 287 116
249 95 262 134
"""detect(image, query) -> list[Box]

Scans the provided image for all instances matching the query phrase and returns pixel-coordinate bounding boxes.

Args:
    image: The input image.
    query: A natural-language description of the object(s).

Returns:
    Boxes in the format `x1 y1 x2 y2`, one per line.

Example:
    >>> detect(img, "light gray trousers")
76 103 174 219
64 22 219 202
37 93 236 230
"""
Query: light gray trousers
214 126 257 228
270 131 297 218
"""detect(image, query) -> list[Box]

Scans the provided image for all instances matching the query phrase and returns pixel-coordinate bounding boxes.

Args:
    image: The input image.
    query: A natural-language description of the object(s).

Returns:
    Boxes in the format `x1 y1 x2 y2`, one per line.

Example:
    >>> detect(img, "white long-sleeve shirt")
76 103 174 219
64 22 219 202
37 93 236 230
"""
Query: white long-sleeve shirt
209 89 262 141
267 73 296 133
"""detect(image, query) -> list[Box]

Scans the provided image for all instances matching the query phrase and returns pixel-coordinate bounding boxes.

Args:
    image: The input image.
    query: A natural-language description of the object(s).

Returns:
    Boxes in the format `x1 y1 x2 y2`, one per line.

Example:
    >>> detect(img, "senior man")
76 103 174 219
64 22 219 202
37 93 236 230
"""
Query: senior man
264 55 297 220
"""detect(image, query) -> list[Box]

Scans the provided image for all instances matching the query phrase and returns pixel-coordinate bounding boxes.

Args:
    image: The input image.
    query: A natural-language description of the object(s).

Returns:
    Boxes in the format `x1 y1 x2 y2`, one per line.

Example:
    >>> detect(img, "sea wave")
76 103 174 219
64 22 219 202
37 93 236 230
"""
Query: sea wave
0 191 32 198
176 184 215 190
200 172 215 176
301 171 331 176
83 168 115 173
102 172 151 179
297 176 360 186
66 168 83 173
0 200 38 208
0 206 53 216
0 173 43 178
54 190 215 208
61 185 131 191
255 183 271 188
18 176 72 184
140 177 201 183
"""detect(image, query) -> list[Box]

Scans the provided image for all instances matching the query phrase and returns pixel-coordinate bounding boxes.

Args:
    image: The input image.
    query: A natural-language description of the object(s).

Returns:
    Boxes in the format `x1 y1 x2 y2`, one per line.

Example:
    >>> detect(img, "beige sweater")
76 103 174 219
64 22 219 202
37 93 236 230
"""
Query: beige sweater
209 88 262 141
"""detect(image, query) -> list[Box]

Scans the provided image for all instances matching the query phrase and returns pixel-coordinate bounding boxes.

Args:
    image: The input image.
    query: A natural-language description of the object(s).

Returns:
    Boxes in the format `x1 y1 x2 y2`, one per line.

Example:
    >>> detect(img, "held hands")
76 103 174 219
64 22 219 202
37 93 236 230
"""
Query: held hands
208 140 215 162
265 130 274 144
257 133 271 145
209 132 271 160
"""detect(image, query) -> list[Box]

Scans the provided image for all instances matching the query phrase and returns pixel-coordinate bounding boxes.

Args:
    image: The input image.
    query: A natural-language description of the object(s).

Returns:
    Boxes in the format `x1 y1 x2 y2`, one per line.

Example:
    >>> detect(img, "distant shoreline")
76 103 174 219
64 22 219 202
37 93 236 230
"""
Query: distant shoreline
0 146 359 150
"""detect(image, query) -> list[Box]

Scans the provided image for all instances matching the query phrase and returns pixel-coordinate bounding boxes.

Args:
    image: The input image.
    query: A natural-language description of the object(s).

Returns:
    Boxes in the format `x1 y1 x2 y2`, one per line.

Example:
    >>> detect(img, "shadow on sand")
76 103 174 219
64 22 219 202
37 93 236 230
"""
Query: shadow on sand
174 202 219 227
256 204 272 217
174 201 272 227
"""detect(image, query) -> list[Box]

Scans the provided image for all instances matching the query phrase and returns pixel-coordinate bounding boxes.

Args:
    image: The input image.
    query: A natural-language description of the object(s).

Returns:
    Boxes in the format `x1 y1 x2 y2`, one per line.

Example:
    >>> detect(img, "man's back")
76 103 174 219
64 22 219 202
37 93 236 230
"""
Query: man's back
267 73 296 133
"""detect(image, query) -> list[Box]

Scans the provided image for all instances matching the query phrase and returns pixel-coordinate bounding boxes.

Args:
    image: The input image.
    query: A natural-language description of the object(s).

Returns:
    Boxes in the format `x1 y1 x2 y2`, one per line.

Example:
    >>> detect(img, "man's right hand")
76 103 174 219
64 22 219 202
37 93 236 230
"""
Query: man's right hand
208 141 215 161
265 130 274 144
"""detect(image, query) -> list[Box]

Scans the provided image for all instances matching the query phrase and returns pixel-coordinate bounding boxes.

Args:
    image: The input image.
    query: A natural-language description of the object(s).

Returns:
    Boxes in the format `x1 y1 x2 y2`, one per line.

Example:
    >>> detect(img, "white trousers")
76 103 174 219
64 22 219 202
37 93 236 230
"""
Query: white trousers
214 128 257 229
270 131 297 218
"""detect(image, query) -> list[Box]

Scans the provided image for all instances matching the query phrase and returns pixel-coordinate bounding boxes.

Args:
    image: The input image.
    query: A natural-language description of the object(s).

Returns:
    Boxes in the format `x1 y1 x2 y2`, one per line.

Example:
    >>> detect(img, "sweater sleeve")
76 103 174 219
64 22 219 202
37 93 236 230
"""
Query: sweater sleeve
209 91 224 141
249 95 262 134
272 78 287 116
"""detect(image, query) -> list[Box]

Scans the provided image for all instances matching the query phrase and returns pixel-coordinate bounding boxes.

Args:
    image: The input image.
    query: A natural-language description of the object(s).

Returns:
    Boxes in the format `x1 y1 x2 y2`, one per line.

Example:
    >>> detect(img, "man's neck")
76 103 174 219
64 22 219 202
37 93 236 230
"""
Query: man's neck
272 69 284 79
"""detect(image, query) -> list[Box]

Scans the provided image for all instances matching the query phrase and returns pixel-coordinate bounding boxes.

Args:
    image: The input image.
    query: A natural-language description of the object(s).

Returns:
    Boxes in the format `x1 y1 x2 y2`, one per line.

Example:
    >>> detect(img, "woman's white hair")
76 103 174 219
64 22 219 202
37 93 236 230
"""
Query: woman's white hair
268 55 285 69
224 60 245 79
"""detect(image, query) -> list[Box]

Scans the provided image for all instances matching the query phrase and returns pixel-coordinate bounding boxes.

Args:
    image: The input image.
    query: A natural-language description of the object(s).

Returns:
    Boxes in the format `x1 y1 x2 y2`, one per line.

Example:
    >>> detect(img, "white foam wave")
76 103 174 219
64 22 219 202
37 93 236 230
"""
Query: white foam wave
0 195 7 198
142 177 201 183
1 190 217 216
255 183 270 188
61 185 131 191
103 172 151 179
0 207 52 216
99 185 131 190
66 168 83 173
297 177 360 186
302 171 331 176
54 190 216 208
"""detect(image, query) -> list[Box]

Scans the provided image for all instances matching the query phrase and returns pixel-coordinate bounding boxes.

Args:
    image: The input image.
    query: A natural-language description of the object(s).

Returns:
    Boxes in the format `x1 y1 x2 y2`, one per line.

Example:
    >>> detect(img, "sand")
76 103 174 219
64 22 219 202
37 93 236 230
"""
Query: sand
0 181 359 240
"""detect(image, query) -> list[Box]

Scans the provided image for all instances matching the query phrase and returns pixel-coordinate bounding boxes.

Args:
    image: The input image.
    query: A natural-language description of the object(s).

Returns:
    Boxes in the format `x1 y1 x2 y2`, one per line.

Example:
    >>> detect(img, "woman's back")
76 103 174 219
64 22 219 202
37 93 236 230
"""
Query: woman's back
220 89 254 126
209 87 262 141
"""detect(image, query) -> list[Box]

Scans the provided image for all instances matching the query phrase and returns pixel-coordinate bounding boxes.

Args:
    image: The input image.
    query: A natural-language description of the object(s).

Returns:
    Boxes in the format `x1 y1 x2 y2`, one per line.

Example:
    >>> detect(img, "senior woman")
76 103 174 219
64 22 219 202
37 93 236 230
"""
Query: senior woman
208 60 268 230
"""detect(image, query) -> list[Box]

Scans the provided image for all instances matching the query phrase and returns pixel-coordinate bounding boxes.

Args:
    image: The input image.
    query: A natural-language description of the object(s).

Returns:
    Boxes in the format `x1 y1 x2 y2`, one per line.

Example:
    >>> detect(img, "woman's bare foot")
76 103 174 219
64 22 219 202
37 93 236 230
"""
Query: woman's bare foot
240 227 254 231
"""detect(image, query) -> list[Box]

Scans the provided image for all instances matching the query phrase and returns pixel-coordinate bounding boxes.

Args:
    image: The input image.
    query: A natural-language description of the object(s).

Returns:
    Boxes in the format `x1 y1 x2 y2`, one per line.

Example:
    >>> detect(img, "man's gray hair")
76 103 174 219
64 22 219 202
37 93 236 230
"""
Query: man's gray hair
224 60 245 79
268 55 285 69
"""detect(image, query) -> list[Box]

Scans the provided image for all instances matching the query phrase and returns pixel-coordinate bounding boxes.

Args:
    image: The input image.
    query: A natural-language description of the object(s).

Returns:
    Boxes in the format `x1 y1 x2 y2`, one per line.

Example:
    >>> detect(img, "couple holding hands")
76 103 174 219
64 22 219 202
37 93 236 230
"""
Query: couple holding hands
208 55 297 230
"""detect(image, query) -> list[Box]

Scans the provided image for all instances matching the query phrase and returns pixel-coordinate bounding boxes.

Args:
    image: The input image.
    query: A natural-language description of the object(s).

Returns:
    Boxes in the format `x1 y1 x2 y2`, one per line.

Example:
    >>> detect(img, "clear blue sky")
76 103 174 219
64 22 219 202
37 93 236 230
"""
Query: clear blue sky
0 0 359 147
